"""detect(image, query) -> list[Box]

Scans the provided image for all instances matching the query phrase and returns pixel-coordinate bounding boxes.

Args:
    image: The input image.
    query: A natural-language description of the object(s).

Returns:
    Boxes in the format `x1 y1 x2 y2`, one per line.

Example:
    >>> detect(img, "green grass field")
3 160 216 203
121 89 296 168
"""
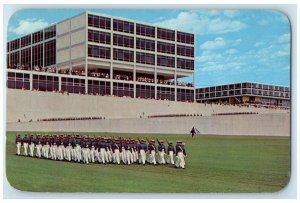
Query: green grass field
6 132 290 193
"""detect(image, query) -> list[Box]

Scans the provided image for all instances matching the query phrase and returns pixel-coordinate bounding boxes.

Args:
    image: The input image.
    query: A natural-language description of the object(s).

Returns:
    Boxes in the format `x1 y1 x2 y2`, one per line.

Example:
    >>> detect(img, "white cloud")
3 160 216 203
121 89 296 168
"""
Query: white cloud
278 33 290 43
200 37 226 50
258 19 268 26
201 61 245 72
225 49 238 54
154 11 246 35
254 41 265 48
233 38 242 46
223 10 239 18
9 18 49 35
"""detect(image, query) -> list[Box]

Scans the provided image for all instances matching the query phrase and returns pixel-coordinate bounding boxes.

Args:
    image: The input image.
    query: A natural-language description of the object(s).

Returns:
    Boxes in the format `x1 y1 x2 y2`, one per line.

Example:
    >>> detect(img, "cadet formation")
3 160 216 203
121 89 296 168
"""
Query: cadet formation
15 134 187 169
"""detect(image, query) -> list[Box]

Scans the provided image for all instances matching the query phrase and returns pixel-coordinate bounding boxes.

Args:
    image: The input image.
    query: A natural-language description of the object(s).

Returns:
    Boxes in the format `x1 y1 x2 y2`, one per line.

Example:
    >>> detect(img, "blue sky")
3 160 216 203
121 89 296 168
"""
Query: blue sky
7 9 291 88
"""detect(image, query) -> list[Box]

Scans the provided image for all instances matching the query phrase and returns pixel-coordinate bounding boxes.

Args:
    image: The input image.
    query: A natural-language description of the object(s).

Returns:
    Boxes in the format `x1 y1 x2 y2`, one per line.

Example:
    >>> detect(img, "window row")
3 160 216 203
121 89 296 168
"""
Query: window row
88 14 111 30
113 34 134 48
177 45 194 57
157 55 175 68
113 19 134 34
177 58 194 70
136 38 155 51
88 45 111 59
136 23 155 38
88 80 111 95
136 52 155 65
113 83 134 98
177 88 194 102
157 86 175 101
157 28 175 41
177 31 194 45
157 41 175 54
44 25 56 40
113 48 134 62
88 30 111 44
21 35 31 48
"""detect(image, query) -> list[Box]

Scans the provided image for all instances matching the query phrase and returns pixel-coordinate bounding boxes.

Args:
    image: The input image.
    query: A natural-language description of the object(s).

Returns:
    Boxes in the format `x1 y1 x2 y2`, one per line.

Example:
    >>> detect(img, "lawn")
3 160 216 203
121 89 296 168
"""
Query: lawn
5 132 290 193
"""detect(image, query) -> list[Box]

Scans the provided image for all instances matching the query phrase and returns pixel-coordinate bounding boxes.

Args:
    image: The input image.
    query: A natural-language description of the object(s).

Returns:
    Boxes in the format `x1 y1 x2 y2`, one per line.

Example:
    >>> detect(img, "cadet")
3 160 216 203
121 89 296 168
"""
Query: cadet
15 134 22 155
175 141 187 169
112 139 121 164
166 141 175 165
147 140 157 165
22 134 29 156
35 135 42 158
28 134 36 157
157 140 166 165
138 139 147 165
98 138 107 164
75 135 82 162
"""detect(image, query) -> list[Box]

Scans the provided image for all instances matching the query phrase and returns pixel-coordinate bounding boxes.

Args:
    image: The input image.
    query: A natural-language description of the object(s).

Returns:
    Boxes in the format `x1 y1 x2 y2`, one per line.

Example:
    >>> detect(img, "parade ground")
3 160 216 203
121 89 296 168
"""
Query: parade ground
5 132 290 193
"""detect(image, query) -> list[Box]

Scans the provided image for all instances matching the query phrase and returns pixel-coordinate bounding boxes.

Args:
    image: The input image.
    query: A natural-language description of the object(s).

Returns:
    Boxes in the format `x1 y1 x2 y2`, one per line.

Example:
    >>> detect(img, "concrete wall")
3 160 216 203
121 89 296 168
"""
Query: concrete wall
6 89 290 123
6 113 290 136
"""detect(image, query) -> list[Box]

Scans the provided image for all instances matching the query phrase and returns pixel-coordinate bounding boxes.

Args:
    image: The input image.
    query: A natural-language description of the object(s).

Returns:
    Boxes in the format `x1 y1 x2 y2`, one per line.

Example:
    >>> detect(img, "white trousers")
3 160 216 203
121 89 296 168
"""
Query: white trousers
121 148 126 164
29 143 35 157
139 150 146 165
65 146 72 161
23 143 28 156
149 150 156 165
82 148 89 164
166 151 174 164
75 145 82 162
90 147 96 163
99 148 107 164
175 152 186 169
50 146 57 160
113 149 121 164
16 142 21 155
126 150 132 165
158 150 166 164
57 146 64 160
36 144 42 158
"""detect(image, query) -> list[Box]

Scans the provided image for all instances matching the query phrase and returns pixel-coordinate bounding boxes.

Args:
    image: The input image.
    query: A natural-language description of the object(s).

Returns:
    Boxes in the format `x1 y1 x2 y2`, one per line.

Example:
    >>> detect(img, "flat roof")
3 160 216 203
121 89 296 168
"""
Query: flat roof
196 81 290 89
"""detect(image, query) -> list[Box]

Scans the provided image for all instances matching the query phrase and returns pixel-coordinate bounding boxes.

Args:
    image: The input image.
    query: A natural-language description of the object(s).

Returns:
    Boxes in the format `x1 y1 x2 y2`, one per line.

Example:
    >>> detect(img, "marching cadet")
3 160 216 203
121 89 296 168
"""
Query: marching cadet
70 136 76 161
29 134 36 157
166 141 175 165
44 137 50 159
147 140 157 165
15 134 22 155
120 139 127 164
138 139 147 165
22 134 29 156
90 137 97 163
65 142 72 162
112 139 121 164
106 138 113 163
98 138 107 164
75 135 82 162
50 135 58 160
132 140 138 163
125 139 132 165
175 141 187 169
157 140 166 165
35 136 42 158
57 140 64 161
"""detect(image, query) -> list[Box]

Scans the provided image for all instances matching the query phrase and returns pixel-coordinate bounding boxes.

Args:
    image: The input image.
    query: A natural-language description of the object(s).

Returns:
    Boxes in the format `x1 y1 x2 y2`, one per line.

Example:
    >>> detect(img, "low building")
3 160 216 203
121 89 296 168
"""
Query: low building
196 82 290 107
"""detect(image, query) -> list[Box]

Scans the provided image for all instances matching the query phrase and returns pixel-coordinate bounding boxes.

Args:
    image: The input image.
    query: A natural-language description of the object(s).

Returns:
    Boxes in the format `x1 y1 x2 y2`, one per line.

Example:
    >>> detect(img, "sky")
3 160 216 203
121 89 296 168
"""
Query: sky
7 9 291 88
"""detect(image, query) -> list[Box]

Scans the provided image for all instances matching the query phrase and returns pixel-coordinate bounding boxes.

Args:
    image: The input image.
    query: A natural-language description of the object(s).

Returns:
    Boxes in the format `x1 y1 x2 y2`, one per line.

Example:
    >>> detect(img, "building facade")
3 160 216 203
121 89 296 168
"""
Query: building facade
6 12 195 102
196 82 290 107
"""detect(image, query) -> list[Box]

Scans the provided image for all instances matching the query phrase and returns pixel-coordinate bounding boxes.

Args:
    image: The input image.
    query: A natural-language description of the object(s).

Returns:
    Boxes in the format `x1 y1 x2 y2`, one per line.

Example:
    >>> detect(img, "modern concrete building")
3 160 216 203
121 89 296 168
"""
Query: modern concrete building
196 82 290 107
6 12 195 102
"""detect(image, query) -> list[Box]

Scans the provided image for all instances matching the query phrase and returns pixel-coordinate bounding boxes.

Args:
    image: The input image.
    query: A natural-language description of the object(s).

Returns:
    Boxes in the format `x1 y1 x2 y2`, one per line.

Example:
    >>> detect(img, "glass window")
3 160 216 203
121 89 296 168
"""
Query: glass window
21 35 31 48
113 19 134 34
157 28 175 41
88 45 111 59
44 25 56 39
157 55 175 68
136 23 155 38
113 34 134 48
113 48 134 62
136 52 155 65
177 31 194 44
32 30 44 44
88 14 111 30
157 41 175 54
177 45 194 57
136 38 155 51
88 30 111 44
177 58 194 70
44 40 56 66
